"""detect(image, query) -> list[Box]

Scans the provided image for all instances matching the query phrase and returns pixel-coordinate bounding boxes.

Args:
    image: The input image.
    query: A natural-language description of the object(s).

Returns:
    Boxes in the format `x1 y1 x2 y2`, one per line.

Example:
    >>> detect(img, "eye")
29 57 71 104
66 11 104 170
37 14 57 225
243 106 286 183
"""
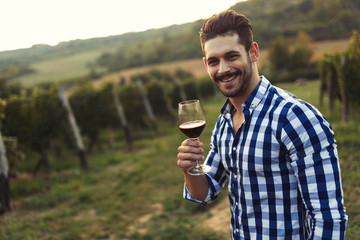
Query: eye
227 54 239 61
208 59 218 66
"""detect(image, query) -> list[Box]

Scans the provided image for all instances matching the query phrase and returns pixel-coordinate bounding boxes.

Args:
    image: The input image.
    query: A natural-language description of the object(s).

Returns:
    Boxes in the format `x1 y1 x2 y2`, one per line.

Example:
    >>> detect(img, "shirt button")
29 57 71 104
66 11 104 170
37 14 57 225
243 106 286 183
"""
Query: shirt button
226 113 231 119
234 175 237 179
236 202 238 206
232 147 236 151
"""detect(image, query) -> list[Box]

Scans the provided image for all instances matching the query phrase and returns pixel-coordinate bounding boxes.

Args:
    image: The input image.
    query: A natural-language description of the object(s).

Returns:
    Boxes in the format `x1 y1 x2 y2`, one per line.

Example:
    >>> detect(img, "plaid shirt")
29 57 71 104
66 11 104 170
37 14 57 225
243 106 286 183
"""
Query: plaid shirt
184 76 347 239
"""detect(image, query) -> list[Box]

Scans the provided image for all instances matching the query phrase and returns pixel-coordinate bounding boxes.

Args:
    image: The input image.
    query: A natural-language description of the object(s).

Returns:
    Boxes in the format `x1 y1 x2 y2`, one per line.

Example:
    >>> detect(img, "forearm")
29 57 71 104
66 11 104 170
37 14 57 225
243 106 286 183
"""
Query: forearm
184 173 209 201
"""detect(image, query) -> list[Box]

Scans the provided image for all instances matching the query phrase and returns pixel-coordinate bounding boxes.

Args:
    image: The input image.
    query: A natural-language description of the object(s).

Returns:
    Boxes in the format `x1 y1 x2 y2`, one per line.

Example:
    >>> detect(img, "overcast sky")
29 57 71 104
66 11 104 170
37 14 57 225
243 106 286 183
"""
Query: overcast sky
0 0 243 52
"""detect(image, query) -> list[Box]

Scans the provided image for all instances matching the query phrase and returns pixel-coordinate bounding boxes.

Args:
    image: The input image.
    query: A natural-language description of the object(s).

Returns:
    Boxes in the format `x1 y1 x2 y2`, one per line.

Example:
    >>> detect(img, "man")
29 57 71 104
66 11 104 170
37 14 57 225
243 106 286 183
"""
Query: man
177 10 347 239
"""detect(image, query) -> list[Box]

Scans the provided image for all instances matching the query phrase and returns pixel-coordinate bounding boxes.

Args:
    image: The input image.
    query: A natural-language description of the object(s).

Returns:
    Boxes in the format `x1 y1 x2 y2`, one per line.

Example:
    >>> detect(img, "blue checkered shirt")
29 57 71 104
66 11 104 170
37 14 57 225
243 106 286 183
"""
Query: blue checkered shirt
184 76 347 239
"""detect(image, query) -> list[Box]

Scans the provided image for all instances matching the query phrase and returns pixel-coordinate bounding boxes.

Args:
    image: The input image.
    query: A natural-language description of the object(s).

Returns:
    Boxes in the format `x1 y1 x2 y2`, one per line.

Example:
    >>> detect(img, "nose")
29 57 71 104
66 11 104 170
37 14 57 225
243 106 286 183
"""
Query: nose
218 60 230 74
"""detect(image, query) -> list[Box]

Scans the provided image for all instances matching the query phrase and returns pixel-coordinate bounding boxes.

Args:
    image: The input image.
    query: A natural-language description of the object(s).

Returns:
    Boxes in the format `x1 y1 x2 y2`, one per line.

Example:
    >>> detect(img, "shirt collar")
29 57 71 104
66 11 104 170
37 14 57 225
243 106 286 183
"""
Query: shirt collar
220 76 271 116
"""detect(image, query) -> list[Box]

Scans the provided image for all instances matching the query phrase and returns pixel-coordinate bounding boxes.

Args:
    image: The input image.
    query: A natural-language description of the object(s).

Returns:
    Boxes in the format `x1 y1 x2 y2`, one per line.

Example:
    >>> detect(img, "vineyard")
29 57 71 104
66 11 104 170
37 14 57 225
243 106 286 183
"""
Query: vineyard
1 69 216 171
0 32 359 239
0 79 359 239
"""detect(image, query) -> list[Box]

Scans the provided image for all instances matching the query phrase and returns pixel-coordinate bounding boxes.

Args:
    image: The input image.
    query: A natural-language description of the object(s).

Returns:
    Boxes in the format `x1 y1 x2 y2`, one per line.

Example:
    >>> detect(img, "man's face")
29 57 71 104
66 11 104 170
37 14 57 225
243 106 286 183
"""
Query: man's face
203 34 253 98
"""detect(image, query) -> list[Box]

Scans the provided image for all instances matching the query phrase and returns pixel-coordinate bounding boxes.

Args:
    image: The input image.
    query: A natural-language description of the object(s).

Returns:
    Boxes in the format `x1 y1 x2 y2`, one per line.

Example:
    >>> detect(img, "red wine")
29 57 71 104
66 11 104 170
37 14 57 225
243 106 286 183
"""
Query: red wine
179 120 206 138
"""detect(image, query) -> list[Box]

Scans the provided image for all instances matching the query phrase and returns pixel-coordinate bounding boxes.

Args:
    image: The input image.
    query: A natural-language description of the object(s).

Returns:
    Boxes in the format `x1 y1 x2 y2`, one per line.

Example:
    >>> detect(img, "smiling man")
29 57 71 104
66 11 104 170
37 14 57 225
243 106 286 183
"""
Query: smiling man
177 10 347 239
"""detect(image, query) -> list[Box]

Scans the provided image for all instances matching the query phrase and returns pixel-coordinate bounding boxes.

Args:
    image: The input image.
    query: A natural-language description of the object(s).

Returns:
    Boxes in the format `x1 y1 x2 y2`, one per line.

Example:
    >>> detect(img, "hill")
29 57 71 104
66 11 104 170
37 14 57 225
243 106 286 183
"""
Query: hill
94 38 349 86
0 0 358 87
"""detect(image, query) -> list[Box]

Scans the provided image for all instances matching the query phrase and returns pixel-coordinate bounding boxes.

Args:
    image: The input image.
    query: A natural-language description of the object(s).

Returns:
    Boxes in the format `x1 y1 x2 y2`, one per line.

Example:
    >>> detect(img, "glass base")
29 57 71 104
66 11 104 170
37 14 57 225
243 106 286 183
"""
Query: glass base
187 164 211 176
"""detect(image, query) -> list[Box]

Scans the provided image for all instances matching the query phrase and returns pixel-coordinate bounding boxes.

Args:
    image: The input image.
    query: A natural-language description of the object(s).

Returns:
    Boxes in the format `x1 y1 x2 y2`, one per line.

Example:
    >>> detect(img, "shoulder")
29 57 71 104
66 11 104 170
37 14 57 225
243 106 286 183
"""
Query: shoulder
266 85 334 142
268 85 325 123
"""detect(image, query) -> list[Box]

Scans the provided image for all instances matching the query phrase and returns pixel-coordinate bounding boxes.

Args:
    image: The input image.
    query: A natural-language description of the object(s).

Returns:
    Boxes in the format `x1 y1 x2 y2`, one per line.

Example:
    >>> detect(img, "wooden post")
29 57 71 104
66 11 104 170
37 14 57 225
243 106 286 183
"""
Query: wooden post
327 69 334 113
58 87 88 170
0 132 11 213
164 92 176 122
340 56 349 123
112 85 133 150
136 79 158 133
175 79 187 101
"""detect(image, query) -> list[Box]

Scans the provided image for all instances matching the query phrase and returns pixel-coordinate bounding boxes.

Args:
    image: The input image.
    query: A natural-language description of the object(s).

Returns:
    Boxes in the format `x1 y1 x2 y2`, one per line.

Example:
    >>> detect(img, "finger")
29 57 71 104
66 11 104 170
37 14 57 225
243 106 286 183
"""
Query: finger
182 139 203 148
177 152 205 162
177 159 197 171
178 145 204 155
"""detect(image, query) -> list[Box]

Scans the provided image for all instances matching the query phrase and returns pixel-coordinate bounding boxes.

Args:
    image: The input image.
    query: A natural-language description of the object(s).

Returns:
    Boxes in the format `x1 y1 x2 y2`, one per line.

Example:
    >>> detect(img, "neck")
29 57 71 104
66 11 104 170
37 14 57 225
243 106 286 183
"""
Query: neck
229 73 261 113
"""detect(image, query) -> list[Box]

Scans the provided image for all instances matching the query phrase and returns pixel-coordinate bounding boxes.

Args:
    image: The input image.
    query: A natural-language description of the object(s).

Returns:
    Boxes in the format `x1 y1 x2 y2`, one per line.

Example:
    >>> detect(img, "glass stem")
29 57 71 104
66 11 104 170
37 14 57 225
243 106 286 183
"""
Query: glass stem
189 137 201 169
195 160 200 168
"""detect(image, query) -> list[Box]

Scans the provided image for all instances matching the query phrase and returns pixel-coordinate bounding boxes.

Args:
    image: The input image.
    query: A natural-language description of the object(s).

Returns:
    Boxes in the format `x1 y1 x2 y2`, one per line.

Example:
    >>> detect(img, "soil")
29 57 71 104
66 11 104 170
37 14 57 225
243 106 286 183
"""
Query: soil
198 197 231 238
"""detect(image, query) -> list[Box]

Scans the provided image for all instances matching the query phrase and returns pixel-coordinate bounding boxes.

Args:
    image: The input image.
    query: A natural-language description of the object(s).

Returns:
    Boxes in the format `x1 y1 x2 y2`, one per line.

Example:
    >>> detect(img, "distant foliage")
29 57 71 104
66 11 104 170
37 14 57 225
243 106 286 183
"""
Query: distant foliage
0 62 34 80
28 85 66 149
0 0 358 84
197 76 216 99
92 0 359 74
119 82 148 129
0 68 215 173
342 31 360 106
319 31 360 122
4 136 25 177
262 32 318 83
69 82 116 153
1 85 67 173
146 80 170 116
232 0 360 46
95 23 204 73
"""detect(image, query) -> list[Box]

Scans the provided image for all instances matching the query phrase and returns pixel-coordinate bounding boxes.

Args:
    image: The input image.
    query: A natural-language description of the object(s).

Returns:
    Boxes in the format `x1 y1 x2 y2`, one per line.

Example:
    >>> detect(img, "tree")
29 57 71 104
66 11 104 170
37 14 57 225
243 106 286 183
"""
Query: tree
264 32 316 83
318 31 360 123
267 36 291 71
290 31 314 70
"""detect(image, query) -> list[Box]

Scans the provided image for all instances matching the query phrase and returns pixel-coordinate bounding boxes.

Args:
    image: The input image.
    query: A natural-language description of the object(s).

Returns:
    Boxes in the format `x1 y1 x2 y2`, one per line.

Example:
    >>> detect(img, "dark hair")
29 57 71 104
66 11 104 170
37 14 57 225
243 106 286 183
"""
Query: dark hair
200 10 253 54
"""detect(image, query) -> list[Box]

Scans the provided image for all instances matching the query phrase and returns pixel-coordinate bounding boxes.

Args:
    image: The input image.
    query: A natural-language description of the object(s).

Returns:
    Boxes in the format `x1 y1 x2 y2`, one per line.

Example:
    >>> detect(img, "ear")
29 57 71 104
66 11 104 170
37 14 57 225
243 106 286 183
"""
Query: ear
203 57 207 66
249 42 260 63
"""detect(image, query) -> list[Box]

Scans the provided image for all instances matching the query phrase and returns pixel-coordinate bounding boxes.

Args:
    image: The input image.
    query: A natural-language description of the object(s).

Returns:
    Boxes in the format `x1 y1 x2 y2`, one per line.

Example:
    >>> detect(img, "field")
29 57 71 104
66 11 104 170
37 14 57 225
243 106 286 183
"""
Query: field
10 39 350 88
89 38 352 86
0 78 359 239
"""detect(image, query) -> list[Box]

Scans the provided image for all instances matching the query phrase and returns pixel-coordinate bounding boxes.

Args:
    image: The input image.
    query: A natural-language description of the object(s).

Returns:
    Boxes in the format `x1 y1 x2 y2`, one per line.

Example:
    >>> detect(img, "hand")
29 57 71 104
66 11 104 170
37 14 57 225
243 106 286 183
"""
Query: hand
177 139 205 173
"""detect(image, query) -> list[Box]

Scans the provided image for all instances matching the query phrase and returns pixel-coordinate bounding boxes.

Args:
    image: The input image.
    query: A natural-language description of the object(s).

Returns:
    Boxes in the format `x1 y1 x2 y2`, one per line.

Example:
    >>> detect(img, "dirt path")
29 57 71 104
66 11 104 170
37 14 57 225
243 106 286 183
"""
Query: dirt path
198 197 231 238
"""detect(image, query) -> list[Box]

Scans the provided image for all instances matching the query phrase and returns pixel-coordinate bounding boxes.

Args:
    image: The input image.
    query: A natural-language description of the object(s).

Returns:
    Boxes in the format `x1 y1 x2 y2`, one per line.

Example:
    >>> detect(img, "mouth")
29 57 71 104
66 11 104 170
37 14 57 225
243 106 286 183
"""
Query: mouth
215 70 242 83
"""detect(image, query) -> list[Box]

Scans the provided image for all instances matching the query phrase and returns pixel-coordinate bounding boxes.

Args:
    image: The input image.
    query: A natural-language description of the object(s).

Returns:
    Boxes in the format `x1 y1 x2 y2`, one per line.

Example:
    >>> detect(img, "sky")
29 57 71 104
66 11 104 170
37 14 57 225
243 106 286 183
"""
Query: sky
0 0 243 52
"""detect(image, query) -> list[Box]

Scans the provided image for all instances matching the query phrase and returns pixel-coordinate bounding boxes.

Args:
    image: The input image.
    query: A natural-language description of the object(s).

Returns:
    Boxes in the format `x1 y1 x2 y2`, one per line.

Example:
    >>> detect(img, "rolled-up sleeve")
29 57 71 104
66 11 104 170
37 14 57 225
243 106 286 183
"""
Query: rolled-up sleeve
184 119 228 205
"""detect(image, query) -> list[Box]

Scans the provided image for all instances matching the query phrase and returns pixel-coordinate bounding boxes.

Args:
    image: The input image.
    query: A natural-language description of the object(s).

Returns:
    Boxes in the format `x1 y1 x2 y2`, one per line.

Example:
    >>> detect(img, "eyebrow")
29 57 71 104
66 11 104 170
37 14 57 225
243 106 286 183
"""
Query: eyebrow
225 50 241 56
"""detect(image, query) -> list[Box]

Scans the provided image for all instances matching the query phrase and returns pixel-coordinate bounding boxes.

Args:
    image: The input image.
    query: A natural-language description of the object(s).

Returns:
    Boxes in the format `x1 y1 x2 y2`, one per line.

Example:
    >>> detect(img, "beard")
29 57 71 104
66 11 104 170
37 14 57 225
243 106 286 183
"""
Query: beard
214 54 253 98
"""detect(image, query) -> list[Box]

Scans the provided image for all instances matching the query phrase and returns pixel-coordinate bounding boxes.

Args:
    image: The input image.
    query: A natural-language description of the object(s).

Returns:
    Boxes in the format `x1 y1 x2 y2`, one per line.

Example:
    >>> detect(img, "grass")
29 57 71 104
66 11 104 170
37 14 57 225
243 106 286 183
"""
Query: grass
1 80 359 239
10 48 109 87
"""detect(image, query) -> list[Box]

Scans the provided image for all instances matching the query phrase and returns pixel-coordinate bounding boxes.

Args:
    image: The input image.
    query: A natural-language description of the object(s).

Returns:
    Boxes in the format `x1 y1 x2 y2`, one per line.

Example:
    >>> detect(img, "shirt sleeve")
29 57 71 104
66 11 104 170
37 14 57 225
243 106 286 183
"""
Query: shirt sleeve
281 103 348 239
183 118 228 205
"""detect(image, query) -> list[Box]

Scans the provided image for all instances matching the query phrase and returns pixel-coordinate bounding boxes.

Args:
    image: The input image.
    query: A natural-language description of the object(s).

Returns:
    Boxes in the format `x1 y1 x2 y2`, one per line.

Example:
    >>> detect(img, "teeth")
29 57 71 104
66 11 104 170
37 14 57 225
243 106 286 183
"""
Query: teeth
222 76 235 82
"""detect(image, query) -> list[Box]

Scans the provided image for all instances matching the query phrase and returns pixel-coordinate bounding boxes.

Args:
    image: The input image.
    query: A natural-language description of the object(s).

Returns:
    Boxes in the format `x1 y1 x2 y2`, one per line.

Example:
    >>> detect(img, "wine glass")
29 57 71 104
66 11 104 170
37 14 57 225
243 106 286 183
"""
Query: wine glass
178 100 211 175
